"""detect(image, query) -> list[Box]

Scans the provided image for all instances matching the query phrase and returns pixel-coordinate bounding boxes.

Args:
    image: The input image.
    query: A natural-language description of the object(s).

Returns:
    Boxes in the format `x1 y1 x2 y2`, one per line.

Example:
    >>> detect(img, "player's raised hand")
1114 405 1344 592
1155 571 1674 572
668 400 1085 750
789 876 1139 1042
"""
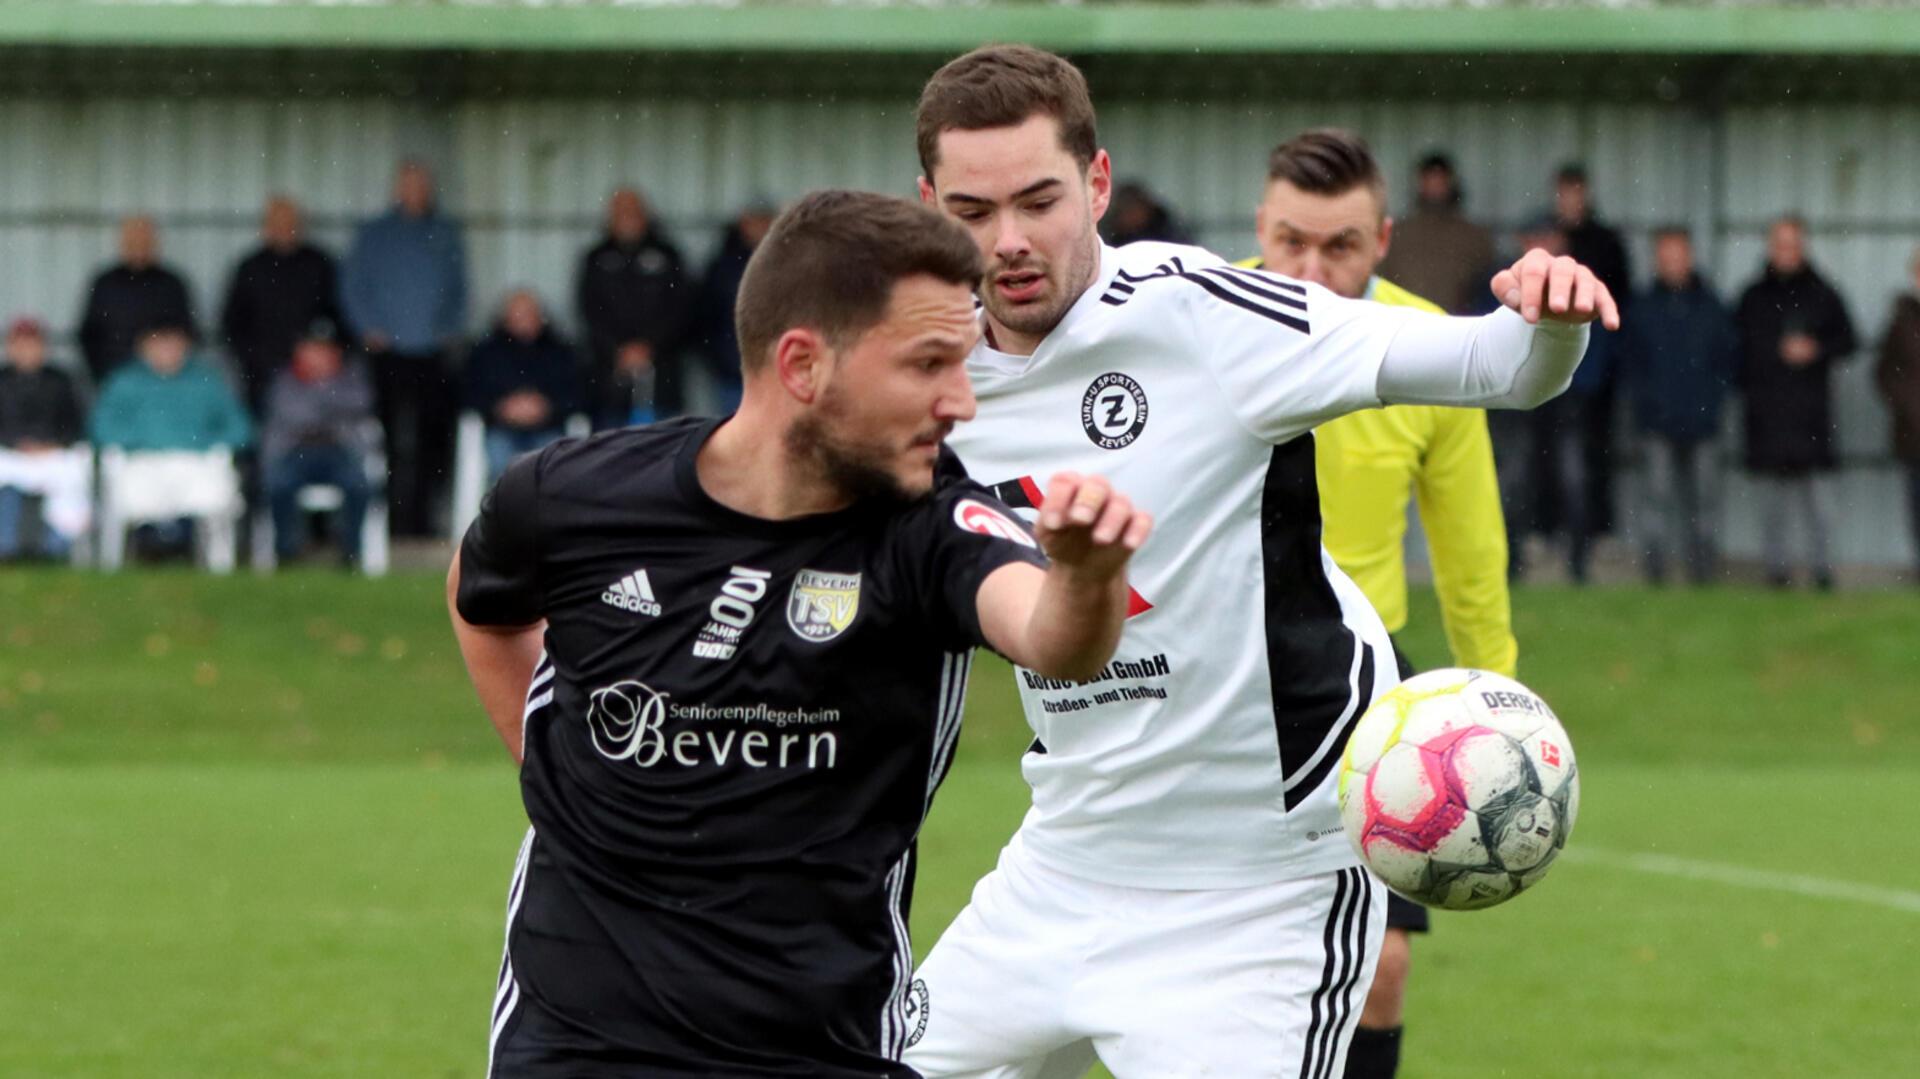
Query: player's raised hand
1491 248 1622 331
1034 471 1153 577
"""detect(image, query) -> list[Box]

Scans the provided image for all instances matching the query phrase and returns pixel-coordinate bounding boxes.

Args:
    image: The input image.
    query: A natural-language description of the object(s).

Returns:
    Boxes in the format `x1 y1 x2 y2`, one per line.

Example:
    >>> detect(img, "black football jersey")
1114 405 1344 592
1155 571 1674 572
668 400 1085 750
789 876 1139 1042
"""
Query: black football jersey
457 417 1048 1076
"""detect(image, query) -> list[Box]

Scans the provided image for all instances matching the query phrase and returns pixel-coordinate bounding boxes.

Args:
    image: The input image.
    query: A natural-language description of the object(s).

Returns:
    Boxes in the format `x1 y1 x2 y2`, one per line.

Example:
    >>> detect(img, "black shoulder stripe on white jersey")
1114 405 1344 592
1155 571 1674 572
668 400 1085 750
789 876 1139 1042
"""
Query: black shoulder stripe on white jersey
1216 264 1308 297
1113 257 1185 285
1202 266 1311 311
1100 258 1184 305
1179 271 1312 335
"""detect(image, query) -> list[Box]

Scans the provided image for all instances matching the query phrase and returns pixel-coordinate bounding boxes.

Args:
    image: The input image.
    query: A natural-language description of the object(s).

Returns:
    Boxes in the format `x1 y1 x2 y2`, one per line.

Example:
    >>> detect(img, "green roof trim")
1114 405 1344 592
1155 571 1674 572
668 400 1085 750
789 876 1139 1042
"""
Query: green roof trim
7 3 1920 56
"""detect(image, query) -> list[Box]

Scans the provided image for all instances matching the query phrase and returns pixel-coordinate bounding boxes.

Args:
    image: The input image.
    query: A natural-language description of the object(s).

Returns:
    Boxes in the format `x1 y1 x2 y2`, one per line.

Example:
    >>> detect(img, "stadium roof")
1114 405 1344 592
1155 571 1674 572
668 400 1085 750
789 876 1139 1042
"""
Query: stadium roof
9 1 1920 56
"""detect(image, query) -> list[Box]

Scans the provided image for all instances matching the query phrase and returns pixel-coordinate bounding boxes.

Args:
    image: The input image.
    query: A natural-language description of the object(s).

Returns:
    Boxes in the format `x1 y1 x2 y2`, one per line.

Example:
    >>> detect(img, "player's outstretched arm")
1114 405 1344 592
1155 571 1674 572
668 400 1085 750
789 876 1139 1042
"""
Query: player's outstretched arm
447 550 547 765
974 473 1153 683
1374 248 1621 411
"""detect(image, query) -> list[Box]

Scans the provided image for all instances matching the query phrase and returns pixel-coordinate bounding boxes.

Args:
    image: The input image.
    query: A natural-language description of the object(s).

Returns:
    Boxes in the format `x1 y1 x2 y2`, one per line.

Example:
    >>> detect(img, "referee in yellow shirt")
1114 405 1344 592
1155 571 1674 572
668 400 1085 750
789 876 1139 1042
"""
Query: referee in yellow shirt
1244 129 1517 1079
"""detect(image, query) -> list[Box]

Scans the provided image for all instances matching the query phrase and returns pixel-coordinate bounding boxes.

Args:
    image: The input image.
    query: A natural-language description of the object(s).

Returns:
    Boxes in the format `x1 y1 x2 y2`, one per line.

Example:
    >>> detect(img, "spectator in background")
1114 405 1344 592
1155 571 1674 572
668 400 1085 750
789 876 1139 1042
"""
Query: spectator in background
1736 215 1857 590
691 200 776 414
1554 164 1632 544
1618 226 1738 585
342 160 468 537
1516 213 1610 582
92 320 253 453
1874 246 1920 584
0 319 89 560
1101 180 1190 247
465 289 582 482
263 319 374 568
221 195 342 415
91 319 252 557
77 214 196 383
577 186 691 429
1376 151 1497 316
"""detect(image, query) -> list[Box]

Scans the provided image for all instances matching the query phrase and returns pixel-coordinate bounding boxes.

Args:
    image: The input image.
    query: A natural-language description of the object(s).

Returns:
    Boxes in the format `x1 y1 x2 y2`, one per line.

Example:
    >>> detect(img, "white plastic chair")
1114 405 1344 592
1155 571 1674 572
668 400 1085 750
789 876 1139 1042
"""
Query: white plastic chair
96 446 243 573
448 410 590 540
250 419 391 577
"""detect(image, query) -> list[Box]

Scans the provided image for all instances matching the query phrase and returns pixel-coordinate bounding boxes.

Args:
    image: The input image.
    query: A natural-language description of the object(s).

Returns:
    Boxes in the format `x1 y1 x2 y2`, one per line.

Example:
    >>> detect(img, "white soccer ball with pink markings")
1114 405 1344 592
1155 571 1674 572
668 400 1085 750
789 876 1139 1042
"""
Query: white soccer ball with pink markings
1337 669 1580 911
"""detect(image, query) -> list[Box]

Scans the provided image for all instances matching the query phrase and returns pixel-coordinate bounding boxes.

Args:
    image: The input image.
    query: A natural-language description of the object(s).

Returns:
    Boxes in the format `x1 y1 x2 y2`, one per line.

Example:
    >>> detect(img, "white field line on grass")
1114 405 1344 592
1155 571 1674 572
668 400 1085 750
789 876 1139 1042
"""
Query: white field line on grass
1567 847 1920 914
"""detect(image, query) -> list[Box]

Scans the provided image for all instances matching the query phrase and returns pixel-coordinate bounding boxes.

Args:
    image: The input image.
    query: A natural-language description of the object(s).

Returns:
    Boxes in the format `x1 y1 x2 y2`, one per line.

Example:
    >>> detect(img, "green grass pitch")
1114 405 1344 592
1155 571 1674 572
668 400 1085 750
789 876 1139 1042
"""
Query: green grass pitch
1 568 1916 1077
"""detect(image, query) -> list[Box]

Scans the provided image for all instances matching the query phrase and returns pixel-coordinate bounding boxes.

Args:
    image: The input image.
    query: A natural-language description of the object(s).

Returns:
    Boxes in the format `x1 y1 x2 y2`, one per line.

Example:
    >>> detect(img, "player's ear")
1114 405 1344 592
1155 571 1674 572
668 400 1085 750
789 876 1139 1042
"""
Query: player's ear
1377 215 1394 262
916 176 937 207
1086 150 1113 223
773 327 826 405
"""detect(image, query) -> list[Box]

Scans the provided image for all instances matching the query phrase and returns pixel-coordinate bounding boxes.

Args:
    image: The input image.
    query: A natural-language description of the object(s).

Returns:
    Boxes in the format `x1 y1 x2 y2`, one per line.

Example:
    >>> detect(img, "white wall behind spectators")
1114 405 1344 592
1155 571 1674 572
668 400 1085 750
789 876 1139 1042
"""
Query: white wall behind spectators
0 91 1913 565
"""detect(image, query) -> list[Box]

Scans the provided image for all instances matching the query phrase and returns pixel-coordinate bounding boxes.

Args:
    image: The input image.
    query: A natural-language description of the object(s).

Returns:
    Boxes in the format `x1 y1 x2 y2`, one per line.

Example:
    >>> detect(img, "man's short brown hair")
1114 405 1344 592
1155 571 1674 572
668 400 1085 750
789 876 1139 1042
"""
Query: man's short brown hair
915 44 1098 177
1266 128 1388 213
734 190 983 373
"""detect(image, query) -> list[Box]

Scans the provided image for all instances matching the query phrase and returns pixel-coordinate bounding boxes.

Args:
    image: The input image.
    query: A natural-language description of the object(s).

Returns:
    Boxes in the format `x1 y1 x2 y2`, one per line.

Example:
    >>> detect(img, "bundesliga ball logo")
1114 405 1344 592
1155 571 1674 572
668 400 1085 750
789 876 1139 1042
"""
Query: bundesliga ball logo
1336 669 1580 911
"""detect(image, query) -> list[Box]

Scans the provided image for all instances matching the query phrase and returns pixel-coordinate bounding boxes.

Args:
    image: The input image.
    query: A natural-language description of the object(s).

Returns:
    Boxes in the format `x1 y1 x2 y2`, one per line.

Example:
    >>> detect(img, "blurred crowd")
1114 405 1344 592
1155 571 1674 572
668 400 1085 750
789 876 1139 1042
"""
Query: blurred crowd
3 156 1919 584
1110 157 1920 589
0 160 773 569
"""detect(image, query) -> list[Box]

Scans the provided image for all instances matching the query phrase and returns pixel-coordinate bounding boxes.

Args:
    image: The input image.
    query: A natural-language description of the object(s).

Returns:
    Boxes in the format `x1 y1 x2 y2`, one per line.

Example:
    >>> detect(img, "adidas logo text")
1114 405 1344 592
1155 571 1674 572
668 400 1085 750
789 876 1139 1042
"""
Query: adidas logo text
602 570 662 617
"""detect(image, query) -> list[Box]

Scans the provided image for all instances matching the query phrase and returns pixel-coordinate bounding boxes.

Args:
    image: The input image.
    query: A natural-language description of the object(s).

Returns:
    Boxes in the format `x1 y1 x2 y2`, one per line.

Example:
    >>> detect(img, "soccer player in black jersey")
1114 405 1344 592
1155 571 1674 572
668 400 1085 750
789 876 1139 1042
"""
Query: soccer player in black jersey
449 190 1153 1078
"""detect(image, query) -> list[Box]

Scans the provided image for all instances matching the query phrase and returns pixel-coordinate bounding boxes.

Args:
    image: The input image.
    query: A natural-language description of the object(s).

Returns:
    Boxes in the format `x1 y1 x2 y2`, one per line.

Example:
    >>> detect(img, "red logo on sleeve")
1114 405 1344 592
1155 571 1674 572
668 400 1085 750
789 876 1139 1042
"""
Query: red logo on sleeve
954 499 1039 549
982 476 1155 618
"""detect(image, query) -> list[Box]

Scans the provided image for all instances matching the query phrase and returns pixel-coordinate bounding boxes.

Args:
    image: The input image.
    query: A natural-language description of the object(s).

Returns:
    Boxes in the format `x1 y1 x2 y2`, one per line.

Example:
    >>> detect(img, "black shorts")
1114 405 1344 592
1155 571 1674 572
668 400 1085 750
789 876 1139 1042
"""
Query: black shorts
1385 891 1431 933
491 836 915 1079
490 989 916 1079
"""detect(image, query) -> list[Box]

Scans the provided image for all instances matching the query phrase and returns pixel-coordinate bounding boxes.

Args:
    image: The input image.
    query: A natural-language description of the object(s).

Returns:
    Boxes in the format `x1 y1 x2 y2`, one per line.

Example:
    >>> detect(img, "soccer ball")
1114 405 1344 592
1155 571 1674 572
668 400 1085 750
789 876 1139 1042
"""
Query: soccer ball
1336 669 1579 911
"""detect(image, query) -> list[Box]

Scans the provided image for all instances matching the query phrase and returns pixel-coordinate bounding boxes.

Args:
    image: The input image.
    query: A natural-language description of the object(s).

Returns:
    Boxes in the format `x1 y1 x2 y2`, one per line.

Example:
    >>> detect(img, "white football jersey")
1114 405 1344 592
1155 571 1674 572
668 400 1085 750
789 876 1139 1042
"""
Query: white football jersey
948 241 1418 889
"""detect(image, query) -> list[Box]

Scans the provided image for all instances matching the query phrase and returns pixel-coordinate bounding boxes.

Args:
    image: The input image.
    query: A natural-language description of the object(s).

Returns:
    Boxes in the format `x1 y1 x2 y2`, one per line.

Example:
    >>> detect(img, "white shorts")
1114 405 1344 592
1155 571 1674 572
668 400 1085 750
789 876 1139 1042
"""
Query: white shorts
906 835 1385 1079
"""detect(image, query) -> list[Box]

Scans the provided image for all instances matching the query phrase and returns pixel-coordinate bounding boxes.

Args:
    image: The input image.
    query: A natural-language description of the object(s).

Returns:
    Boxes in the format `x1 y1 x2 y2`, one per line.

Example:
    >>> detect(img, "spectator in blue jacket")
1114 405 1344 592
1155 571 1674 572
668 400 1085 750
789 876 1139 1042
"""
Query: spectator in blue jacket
91 319 252 557
1619 226 1739 585
690 202 776 415
342 160 468 536
91 320 252 453
464 289 582 482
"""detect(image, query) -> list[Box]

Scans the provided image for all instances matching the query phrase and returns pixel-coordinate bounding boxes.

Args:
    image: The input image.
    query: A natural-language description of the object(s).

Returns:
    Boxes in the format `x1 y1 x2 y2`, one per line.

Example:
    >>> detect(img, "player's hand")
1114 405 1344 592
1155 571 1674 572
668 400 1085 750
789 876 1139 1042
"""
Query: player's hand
1491 248 1622 331
1033 471 1152 578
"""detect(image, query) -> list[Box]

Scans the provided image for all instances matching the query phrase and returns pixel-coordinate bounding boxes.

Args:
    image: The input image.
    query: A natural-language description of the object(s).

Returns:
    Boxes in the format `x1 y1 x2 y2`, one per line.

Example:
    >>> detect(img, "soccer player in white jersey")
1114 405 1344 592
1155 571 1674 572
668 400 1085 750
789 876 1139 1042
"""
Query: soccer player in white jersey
903 45 1619 1079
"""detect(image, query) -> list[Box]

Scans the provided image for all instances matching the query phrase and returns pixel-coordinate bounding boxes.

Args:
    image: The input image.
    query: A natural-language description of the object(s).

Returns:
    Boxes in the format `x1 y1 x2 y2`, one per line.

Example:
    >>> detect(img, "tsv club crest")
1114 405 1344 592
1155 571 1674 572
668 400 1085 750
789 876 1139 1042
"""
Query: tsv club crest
787 570 862 643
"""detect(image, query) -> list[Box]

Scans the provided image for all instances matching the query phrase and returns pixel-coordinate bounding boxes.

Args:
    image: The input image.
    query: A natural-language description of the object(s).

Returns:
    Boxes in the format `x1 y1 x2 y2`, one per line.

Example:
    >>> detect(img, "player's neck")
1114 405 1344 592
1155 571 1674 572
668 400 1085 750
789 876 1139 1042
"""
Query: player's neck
982 315 1045 358
696 411 852 521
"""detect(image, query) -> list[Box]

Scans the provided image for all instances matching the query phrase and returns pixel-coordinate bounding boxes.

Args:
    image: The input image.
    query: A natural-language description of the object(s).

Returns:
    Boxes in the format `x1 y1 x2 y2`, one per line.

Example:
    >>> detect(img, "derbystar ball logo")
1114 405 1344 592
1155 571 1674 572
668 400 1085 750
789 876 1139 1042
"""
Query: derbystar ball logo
953 499 1038 548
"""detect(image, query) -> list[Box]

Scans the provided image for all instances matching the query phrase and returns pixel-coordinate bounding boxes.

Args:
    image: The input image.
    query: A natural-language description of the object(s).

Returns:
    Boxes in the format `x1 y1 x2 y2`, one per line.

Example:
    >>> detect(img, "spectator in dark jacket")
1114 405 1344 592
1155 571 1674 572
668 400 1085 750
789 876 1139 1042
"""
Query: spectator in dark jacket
341 160 468 536
1101 180 1191 247
1619 227 1739 585
262 319 374 567
690 203 775 415
77 215 196 382
1553 163 1632 540
1875 246 1920 582
221 196 342 415
576 187 692 428
1507 216 1606 583
0 318 89 559
465 290 582 482
1736 215 1858 589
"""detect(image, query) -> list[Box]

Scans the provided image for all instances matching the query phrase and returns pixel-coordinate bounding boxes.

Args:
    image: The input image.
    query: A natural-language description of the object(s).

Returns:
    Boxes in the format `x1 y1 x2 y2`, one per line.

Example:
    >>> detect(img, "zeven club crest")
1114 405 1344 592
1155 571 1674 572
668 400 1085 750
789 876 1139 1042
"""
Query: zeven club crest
787 570 862 643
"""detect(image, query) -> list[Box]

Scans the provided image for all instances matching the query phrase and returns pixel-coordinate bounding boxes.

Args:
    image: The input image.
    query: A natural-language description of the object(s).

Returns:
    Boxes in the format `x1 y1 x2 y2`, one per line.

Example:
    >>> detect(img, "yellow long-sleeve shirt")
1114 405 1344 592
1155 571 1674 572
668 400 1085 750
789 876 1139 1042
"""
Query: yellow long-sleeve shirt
1237 263 1517 676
